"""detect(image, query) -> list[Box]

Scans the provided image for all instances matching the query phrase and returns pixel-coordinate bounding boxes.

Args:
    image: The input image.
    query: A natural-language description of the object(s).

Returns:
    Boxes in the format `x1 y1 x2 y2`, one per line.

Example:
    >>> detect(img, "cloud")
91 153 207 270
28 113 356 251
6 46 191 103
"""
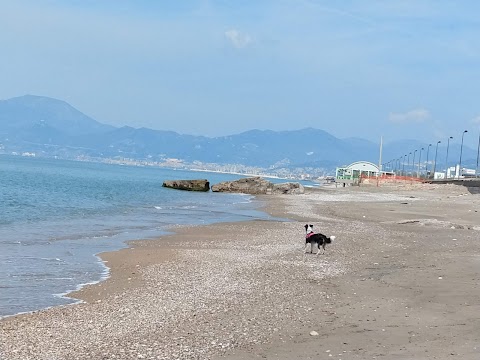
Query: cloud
225 29 252 48
471 115 480 124
388 109 430 124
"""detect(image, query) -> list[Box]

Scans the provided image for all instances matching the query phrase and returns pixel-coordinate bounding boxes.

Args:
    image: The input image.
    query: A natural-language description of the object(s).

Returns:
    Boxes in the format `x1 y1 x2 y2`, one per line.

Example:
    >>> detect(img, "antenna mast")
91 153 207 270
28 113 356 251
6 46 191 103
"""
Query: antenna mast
378 136 383 171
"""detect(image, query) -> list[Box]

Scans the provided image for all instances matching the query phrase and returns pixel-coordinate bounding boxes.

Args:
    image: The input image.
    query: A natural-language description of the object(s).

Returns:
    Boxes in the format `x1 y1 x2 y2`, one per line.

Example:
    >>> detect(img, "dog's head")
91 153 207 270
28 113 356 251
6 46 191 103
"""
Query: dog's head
304 224 314 234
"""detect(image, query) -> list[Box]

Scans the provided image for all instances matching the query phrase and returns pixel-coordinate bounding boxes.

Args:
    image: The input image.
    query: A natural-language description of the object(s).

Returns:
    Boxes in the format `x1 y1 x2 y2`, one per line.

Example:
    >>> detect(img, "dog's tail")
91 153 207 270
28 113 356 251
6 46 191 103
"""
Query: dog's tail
326 235 335 244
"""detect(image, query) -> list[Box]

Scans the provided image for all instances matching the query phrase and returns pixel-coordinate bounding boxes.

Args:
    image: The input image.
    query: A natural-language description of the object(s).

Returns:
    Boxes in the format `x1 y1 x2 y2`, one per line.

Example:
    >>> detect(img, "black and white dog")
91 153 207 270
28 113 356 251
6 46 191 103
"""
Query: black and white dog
304 224 335 255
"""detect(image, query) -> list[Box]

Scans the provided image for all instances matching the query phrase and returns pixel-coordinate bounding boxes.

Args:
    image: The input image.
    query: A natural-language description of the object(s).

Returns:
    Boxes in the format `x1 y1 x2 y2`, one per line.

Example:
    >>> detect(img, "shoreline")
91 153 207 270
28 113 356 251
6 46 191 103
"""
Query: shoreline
0 189 271 321
2 183 480 359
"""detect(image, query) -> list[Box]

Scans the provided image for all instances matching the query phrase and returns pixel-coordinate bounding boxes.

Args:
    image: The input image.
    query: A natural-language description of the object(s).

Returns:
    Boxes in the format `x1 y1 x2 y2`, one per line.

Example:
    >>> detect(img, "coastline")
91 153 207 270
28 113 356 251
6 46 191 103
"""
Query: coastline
1 183 480 359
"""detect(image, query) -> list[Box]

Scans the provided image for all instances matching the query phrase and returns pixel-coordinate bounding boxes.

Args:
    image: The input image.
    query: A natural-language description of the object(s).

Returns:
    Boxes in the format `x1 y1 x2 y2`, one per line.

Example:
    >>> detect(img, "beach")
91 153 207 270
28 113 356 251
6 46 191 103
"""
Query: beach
1 183 479 359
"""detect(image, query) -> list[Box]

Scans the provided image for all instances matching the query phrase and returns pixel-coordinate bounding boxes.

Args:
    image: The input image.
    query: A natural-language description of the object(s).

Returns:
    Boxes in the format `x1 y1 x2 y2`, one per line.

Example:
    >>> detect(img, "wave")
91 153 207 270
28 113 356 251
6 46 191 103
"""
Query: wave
54 254 110 300
39 257 64 262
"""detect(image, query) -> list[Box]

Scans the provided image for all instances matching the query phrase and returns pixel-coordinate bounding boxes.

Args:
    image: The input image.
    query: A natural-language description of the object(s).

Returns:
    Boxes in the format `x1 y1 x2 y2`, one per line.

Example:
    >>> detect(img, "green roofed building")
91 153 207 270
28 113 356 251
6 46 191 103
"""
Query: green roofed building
335 161 380 186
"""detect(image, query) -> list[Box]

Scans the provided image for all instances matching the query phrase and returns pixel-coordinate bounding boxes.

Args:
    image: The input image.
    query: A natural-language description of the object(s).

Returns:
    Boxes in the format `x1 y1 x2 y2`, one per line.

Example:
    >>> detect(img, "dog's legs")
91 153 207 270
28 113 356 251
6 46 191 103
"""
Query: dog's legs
303 243 309 261
316 243 326 256
304 243 310 261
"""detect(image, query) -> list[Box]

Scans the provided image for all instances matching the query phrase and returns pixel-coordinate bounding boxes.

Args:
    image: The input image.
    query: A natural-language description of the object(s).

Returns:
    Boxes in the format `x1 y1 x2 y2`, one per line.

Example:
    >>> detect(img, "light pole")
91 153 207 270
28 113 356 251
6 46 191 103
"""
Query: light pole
402 154 407 176
417 147 424 178
444 136 453 179
432 141 441 179
412 149 417 177
459 130 468 179
425 144 432 178
476 130 480 178
407 152 411 177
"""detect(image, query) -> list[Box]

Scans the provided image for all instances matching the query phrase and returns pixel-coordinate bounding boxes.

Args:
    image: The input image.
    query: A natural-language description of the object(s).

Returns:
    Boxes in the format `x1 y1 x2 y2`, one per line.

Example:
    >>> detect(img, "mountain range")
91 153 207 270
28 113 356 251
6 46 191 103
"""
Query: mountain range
0 95 478 175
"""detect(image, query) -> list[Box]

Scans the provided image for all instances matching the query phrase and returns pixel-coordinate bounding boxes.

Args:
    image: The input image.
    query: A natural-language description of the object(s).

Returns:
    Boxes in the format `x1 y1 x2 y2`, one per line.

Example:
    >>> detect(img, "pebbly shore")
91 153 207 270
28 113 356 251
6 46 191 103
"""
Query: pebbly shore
1 183 479 359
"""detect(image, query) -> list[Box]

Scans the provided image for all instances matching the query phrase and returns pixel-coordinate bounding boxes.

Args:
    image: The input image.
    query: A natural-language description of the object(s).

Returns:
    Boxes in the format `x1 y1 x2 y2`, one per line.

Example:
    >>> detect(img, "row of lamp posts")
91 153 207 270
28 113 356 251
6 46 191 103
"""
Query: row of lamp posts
384 129 474 179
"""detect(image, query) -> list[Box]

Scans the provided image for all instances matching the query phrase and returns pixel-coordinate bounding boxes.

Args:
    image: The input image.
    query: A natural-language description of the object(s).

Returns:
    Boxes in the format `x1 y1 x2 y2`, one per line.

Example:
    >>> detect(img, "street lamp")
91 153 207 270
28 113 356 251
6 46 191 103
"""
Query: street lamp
476 130 480 178
432 141 441 178
407 152 411 177
402 154 407 176
412 149 417 177
425 144 432 177
459 130 468 179
417 147 424 178
444 136 453 179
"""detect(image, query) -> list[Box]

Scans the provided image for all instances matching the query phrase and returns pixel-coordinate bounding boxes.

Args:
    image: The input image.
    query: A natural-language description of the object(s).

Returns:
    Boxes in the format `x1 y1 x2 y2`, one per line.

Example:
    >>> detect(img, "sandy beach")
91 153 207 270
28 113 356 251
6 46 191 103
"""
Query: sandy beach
1 182 480 360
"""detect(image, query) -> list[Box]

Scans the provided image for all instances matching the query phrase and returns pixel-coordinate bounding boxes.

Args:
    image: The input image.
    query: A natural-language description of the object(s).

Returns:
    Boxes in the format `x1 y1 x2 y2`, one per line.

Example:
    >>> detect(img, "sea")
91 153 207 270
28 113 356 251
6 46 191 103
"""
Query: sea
0 155 289 319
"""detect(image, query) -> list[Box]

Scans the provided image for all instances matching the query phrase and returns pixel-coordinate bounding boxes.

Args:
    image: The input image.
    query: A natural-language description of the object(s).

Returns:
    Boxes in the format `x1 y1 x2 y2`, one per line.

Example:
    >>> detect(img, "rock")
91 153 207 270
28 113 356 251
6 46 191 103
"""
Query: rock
211 177 304 195
211 177 272 194
309 331 319 336
272 182 305 194
162 179 210 192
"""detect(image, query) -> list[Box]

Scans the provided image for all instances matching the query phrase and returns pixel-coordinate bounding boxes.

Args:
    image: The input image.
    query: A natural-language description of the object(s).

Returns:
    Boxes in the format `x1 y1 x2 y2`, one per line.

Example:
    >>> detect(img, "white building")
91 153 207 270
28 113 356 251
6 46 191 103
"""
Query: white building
336 161 380 185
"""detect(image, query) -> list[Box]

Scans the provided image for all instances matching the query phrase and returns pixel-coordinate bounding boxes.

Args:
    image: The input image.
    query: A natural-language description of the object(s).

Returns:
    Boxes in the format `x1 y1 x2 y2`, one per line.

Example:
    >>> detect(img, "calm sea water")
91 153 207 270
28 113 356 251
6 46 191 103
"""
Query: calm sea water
0 156 277 318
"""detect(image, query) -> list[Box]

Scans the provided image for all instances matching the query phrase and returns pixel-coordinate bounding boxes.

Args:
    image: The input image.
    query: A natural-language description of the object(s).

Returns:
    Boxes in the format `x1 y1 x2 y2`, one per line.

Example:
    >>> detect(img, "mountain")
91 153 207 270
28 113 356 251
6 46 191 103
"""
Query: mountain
67 126 380 167
0 95 477 174
0 95 114 139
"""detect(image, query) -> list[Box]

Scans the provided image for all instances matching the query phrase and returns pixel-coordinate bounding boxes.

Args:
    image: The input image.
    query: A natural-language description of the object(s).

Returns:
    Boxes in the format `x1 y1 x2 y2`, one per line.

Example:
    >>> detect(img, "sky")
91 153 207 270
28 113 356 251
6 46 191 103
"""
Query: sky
1 0 480 148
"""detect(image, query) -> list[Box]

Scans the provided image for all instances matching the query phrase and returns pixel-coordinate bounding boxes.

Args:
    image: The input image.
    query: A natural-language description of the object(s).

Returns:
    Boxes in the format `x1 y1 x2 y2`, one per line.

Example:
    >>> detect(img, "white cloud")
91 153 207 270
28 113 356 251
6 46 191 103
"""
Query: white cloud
225 29 252 49
388 109 430 123
471 115 480 124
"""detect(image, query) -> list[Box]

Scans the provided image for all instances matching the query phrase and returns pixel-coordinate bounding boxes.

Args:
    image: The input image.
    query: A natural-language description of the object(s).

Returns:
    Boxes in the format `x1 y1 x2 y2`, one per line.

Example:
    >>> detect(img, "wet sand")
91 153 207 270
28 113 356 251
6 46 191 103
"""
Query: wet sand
1 183 479 359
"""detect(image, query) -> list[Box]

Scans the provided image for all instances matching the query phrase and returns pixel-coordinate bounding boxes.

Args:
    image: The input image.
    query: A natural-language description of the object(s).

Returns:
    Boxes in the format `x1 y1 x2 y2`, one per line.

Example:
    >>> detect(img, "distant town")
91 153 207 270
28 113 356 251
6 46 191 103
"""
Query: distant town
1 150 332 181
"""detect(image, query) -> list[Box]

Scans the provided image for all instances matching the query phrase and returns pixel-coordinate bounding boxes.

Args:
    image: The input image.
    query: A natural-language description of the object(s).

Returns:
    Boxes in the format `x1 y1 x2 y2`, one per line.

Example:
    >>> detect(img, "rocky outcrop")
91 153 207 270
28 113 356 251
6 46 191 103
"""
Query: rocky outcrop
162 179 210 192
211 177 272 194
272 182 305 194
211 177 304 195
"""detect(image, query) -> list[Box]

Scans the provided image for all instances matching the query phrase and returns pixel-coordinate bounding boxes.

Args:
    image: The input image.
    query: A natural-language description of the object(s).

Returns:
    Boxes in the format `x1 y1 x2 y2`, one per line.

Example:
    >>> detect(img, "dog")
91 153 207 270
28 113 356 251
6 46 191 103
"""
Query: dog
304 224 335 255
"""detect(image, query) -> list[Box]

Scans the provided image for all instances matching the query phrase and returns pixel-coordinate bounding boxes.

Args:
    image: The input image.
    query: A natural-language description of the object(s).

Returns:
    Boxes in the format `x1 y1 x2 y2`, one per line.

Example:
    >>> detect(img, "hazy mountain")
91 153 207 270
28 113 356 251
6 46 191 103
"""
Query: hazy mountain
1 95 477 172
0 95 114 138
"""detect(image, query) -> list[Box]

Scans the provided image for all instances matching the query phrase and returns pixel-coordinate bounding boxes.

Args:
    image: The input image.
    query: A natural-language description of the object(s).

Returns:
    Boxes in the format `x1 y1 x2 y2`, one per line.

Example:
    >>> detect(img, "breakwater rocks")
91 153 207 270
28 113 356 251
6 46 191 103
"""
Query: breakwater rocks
211 176 304 195
162 179 210 192
164 177 305 194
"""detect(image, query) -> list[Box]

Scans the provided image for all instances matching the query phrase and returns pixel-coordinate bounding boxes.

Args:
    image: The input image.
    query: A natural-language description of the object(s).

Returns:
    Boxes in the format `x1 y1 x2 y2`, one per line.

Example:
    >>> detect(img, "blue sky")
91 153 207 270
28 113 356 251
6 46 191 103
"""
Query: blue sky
1 0 480 148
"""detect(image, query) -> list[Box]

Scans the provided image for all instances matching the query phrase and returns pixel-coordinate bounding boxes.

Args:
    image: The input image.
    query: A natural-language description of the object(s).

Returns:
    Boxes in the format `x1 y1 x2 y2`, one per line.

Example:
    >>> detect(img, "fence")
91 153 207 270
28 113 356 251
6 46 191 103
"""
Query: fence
359 173 427 185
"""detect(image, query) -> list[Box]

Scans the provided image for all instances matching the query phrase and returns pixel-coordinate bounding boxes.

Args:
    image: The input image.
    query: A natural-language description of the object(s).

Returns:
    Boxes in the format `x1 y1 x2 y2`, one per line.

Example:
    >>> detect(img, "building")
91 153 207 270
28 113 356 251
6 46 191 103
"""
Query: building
335 161 380 186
